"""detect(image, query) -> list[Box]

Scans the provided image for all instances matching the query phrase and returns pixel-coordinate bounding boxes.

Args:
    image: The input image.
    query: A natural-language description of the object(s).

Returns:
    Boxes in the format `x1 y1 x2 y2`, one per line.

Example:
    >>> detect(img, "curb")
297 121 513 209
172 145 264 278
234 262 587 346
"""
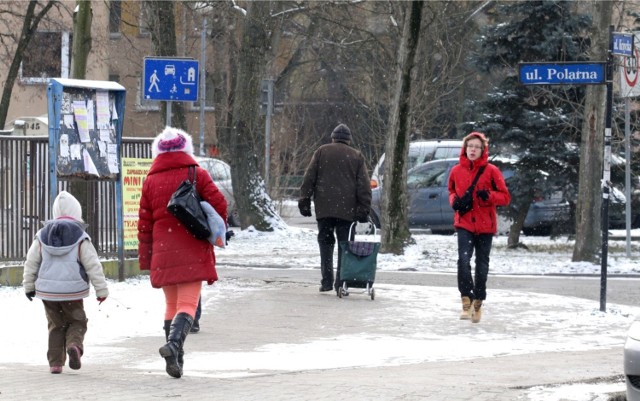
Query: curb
0 259 146 286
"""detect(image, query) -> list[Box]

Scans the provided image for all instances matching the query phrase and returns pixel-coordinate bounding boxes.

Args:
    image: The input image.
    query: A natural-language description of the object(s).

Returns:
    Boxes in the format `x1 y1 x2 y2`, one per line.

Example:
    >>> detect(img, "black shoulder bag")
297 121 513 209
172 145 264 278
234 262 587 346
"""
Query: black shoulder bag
456 166 486 216
167 166 211 240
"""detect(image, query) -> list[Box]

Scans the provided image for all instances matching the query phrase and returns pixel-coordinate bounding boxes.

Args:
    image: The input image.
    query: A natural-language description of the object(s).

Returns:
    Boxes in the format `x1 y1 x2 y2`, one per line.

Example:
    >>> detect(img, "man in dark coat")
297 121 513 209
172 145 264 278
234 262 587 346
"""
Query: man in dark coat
299 123 372 294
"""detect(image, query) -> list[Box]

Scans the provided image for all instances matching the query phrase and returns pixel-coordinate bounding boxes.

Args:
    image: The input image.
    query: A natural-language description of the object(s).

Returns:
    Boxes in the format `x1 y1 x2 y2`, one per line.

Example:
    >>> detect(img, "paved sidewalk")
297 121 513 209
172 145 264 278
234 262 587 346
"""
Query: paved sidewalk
0 267 628 401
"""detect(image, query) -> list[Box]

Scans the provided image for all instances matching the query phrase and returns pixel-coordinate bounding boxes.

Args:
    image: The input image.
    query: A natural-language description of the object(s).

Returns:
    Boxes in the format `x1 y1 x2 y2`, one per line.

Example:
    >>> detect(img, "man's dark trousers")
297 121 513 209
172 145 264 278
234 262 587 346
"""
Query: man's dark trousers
317 217 352 291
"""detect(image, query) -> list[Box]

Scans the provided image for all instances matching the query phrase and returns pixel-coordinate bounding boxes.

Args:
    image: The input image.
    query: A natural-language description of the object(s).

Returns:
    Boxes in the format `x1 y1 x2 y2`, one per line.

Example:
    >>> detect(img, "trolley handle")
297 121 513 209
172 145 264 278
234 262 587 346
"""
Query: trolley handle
350 221 377 240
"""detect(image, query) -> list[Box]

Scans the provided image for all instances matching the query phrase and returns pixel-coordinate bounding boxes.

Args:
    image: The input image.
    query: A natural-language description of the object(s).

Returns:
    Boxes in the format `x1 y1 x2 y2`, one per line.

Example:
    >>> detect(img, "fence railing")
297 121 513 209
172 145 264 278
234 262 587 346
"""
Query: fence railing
0 136 152 262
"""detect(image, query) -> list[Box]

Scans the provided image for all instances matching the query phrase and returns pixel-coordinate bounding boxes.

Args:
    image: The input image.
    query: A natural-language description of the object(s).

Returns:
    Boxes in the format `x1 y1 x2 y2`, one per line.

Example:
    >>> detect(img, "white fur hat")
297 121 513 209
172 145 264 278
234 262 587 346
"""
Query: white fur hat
52 190 83 222
151 126 194 159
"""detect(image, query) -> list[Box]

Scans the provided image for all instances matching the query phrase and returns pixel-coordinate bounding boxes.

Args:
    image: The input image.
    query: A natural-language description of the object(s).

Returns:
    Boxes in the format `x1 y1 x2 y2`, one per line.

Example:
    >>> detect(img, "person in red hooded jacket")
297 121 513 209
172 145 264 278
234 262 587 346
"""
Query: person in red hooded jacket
138 126 227 378
448 132 510 323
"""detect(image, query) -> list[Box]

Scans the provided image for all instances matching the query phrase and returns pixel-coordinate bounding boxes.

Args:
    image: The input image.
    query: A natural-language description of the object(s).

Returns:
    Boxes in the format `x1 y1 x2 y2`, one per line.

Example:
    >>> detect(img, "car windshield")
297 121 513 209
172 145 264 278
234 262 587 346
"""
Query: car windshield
208 161 230 181
407 163 449 189
433 147 459 161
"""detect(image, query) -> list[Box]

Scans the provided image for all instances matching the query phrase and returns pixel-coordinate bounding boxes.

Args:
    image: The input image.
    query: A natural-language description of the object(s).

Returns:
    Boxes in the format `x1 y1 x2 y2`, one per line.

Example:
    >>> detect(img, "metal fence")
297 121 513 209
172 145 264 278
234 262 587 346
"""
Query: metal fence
0 135 152 262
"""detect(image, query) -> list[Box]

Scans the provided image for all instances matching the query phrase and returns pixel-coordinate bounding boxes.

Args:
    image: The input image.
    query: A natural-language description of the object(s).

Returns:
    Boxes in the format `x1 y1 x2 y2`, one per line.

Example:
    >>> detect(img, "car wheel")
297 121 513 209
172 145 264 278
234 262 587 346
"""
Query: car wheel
228 208 241 227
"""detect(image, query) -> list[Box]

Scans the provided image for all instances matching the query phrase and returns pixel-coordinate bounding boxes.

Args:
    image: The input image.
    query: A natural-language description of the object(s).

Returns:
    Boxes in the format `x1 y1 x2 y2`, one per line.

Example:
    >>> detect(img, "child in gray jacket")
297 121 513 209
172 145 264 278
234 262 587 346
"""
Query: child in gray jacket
23 190 109 374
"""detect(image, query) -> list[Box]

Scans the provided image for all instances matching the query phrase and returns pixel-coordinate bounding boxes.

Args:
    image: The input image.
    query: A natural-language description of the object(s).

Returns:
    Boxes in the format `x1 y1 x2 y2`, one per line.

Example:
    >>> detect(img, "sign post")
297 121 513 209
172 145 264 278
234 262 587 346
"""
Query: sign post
619 32 640 257
600 25 614 313
519 26 628 312
143 57 199 126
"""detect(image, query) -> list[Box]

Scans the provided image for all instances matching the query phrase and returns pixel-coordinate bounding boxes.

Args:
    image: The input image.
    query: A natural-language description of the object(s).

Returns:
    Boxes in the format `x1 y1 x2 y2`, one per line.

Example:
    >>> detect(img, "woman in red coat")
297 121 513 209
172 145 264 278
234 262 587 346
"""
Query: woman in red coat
447 132 510 323
138 126 227 378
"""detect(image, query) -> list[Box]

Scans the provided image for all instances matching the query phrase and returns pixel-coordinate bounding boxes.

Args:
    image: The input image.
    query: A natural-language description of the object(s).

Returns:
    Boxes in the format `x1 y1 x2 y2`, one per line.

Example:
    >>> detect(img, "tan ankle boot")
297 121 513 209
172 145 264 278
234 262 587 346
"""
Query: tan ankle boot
472 299 483 323
460 296 472 320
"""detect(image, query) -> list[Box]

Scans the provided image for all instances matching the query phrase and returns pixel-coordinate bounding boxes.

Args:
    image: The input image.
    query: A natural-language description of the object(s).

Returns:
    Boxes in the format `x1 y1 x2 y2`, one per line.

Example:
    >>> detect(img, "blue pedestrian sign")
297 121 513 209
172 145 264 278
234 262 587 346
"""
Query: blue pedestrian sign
143 57 199 102
519 62 606 85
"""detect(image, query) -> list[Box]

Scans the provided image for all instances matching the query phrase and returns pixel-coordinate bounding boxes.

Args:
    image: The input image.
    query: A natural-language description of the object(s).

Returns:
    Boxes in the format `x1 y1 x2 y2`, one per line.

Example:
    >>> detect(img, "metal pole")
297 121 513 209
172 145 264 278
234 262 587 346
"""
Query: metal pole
264 79 273 188
166 102 172 127
625 96 632 256
600 25 614 312
199 17 206 157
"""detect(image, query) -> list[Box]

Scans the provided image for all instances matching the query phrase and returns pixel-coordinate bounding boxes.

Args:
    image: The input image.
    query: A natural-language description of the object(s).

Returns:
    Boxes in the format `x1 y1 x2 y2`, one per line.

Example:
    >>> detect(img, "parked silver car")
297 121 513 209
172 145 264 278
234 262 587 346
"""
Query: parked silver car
370 139 462 189
625 317 640 401
195 156 240 226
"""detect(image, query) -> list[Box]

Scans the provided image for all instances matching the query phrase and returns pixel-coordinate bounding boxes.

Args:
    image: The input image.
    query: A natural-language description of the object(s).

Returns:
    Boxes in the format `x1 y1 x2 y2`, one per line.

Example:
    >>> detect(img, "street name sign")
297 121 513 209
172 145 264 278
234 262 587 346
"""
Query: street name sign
143 57 199 102
613 32 634 57
519 62 606 85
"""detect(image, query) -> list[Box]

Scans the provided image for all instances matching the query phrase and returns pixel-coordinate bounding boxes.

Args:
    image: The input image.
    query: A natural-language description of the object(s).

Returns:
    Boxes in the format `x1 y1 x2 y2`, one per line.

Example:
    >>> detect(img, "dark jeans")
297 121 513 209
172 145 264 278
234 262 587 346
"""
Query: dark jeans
456 228 493 301
317 217 353 290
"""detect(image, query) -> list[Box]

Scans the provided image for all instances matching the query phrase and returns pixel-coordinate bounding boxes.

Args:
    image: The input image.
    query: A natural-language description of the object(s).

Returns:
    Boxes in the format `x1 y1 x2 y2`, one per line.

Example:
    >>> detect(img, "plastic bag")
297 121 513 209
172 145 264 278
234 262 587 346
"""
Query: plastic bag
200 201 226 248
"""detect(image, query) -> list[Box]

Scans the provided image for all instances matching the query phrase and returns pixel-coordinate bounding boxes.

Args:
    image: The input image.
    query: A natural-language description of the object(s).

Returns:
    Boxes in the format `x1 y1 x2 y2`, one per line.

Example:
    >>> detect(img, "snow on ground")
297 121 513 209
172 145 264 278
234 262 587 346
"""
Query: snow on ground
221 223 640 275
2 222 639 400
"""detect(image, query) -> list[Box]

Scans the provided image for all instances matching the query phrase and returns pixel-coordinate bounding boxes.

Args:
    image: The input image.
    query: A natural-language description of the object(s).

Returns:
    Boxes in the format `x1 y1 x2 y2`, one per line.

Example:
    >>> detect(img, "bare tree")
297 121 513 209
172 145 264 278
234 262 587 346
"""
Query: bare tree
68 0 92 236
145 0 186 129
70 0 91 79
572 1 613 263
380 1 424 254
0 0 59 128
229 1 283 230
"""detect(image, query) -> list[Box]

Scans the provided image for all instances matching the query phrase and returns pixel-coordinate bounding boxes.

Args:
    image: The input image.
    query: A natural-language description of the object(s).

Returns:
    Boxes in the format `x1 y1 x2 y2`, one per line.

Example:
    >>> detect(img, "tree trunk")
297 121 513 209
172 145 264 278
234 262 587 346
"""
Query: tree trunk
229 1 283 231
507 200 531 248
572 1 612 263
146 0 186 129
380 1 424 255
0 1 56 128
71 0 91 79
69 0 92 238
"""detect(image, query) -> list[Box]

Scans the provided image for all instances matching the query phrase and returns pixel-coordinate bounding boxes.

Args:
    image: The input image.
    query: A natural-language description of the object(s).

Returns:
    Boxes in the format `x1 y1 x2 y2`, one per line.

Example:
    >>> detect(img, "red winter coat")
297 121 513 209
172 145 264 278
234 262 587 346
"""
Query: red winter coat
138 152 228 288
447 134 510 234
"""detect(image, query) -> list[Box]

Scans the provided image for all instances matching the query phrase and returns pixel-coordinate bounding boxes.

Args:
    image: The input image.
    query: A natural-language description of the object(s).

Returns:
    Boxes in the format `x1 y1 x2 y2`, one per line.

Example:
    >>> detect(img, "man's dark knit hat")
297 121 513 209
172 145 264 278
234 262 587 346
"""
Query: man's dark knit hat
331 124 352 142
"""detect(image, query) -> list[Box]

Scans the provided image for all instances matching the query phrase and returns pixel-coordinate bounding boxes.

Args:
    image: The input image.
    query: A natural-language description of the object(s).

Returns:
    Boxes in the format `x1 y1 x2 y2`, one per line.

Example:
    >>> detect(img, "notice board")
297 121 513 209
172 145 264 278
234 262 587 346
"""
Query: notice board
47 78 126 181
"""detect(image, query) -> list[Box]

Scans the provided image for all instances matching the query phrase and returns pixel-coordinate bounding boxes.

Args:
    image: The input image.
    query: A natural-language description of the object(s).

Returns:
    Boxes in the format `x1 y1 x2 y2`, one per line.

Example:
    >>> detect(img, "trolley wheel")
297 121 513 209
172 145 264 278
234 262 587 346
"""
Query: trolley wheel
370 288 375 300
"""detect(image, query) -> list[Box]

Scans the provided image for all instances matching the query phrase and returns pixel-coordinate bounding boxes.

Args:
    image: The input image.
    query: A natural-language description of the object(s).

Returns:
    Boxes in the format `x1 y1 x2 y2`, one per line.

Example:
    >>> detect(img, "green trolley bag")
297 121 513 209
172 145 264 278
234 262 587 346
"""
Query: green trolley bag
337 223 380 299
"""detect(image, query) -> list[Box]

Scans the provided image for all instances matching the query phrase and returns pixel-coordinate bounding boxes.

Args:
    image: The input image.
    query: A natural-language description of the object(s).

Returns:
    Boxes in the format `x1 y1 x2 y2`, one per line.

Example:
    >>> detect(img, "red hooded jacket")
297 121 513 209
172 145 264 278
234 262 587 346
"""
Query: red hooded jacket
447 132 511 234
137 152 228 288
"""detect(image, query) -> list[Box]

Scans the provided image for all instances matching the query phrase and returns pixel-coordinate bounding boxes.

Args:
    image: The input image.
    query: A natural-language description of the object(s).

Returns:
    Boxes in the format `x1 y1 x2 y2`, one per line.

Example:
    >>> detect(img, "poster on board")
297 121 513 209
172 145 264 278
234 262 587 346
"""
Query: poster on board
121 157 152 250
55 87 120 180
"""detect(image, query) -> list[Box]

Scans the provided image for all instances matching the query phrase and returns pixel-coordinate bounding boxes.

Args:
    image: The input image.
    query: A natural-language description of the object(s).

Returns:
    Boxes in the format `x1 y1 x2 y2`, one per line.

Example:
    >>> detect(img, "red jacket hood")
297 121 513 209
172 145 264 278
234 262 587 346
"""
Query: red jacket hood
458 132 489 170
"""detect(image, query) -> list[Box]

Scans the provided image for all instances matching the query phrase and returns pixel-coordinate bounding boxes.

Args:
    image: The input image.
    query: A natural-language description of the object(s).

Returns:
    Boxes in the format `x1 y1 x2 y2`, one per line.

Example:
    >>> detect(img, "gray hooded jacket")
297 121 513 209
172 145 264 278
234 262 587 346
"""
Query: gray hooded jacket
33 219 90 300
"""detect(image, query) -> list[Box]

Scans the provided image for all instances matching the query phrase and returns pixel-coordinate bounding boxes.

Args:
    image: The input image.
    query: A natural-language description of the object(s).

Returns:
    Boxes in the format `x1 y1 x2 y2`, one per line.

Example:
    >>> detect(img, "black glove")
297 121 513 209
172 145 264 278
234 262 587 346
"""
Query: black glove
477 189 490 201
26 291 35 301
225 230 235 245
298 198 312 217
355 213 369 224
452 195 462 211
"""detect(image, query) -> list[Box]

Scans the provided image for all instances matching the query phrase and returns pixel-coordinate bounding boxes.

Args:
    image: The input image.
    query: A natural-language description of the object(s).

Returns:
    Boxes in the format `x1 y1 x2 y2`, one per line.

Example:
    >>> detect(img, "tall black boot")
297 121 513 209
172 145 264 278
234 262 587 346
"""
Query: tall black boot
163 320 184 369
159 313 193 378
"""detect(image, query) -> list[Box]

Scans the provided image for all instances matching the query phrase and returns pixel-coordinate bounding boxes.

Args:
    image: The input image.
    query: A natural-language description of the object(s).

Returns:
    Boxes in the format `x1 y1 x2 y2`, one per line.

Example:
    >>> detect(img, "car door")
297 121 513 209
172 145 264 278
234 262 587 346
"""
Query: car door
407 160 453 228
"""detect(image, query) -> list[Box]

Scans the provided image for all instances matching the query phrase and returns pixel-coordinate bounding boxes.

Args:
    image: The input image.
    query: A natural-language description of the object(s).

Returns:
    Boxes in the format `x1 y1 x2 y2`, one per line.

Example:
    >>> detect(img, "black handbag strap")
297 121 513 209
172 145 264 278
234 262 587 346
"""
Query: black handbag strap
467 166 486 193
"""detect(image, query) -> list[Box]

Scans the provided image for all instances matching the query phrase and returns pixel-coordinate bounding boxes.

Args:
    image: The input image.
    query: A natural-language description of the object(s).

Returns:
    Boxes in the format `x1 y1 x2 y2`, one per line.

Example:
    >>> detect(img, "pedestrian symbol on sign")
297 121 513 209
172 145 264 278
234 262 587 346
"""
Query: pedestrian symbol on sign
148 70 160 93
